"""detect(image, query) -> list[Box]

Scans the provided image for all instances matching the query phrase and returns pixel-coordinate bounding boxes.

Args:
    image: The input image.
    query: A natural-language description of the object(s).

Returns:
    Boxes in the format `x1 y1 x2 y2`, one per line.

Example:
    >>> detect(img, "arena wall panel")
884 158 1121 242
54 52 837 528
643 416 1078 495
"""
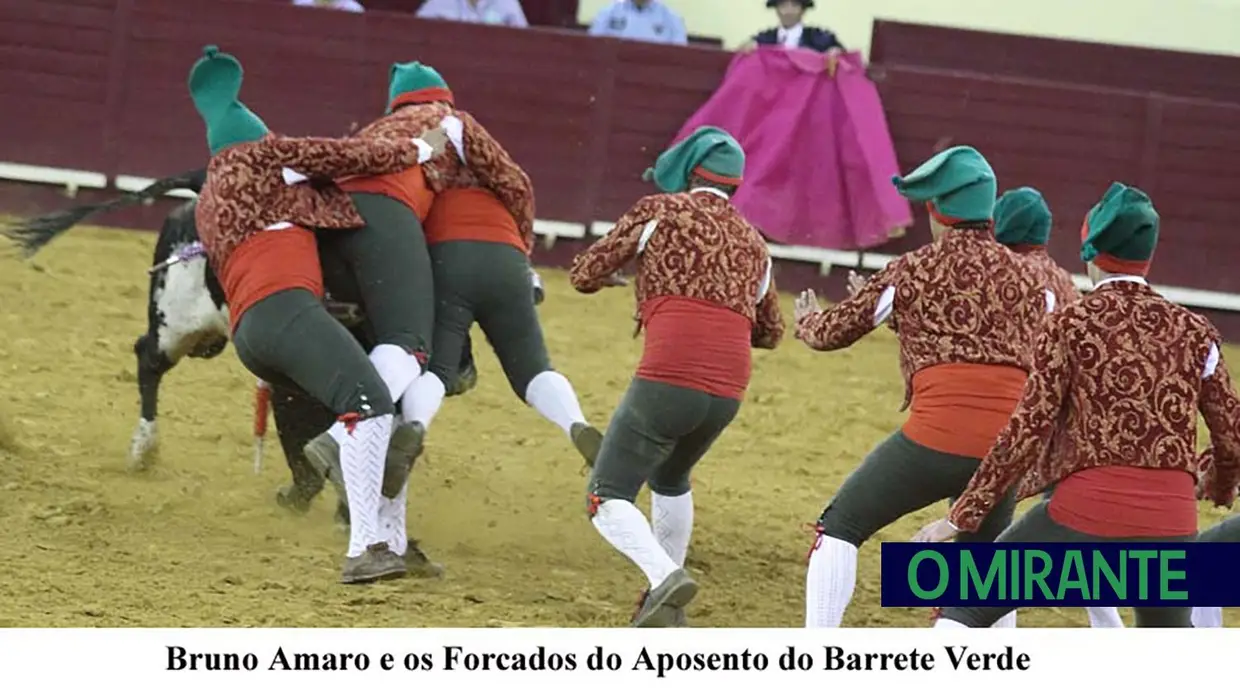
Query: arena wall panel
869 20 1240 104
1 2 1238 332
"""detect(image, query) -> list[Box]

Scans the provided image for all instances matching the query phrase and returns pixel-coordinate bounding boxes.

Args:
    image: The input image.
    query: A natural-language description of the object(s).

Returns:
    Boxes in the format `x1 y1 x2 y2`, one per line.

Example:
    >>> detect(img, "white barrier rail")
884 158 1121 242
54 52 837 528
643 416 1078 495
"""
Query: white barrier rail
6 162 1238 312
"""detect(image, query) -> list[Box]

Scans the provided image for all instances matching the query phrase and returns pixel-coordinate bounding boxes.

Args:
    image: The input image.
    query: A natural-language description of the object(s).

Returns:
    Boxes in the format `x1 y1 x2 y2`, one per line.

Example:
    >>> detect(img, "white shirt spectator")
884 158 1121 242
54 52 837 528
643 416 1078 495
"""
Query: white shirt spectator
292 0 364 11
417 0 528 27
588 0 687 46
777 23 803 49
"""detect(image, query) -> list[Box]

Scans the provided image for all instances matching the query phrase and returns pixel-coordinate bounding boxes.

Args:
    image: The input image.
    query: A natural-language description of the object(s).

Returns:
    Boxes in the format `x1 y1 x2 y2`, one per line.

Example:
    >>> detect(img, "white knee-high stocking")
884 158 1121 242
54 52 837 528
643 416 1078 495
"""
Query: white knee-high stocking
336 414 393 557
379 481 410 557
651 491 693 567
401 372 446 429
1192 606 1223 628
524 371 588 437
592 499 679 588
1087 607 1125 628
369 344 422 401
805 535 858 628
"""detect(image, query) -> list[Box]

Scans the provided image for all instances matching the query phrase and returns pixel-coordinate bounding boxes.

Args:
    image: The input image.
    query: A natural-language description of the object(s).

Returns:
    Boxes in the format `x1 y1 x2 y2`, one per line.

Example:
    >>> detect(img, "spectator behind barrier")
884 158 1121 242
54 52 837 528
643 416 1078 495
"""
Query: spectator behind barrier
417 0 529 27
292 0 365 11
587 0 686 45
741 1 842 74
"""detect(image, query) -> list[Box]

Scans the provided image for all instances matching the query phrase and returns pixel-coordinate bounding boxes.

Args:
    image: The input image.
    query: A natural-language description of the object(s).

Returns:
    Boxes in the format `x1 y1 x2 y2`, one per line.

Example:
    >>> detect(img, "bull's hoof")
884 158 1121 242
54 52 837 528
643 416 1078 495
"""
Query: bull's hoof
275 483 314 514
128 418 159 472
447 363 478 397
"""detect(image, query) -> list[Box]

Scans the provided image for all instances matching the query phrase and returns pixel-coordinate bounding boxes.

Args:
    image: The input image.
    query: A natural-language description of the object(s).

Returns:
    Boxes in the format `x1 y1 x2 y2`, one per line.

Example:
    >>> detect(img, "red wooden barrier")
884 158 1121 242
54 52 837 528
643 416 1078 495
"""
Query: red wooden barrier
1 2 1238 330
871 20 1240 103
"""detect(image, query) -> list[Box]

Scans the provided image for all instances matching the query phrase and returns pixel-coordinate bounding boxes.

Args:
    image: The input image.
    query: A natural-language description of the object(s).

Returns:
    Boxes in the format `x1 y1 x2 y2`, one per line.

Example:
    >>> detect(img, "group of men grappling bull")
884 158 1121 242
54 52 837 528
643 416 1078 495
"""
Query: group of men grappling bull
14 43 1240 630
182 46 605 585
181 43 787 628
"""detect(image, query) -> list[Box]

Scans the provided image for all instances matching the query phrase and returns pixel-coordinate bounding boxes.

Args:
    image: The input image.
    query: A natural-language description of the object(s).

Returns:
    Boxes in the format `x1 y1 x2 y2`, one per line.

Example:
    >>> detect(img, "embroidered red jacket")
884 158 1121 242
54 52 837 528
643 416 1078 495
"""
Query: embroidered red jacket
359 103 536 251
568 191 784 349
1018 247 1081 310
796 228 1049 410
195 134 427 272
949 281 1240 532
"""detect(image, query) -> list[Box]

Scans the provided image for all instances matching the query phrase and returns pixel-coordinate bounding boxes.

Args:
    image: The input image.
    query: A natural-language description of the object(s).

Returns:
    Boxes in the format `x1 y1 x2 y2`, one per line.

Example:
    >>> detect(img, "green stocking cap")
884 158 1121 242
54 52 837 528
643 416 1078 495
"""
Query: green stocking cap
187 45 269 155
892 145 997 221
387 62 452 112
641 126 745 194
994 187 1052 246
1081 182 1159 264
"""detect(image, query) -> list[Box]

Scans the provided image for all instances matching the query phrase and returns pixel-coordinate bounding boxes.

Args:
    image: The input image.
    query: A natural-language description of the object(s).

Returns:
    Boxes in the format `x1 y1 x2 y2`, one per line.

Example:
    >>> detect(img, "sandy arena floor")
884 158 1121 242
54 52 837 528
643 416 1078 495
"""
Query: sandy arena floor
0 226 1235 628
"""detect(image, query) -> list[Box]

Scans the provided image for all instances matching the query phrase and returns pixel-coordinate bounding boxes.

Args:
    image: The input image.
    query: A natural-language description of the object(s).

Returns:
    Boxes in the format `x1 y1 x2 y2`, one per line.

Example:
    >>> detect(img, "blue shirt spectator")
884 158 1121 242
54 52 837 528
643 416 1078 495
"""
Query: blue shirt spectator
417 0 529 27
587 0 687 46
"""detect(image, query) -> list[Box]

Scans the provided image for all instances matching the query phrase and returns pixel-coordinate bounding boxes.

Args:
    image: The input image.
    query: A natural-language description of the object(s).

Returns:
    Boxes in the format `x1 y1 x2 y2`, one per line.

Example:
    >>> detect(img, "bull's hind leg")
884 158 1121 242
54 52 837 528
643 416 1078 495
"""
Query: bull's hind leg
130 333 174 470
269 384 331 515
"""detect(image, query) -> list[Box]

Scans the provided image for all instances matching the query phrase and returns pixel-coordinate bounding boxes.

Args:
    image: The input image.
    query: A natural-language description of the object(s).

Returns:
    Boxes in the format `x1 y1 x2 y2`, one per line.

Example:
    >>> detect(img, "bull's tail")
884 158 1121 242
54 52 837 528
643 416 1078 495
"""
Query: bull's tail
1 168 206 259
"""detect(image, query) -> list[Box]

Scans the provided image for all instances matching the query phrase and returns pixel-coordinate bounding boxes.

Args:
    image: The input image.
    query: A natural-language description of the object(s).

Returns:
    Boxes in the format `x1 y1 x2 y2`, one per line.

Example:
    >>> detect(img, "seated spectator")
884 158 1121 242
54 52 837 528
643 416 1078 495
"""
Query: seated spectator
292 0 365 11
741 1 841 54
416 0 528 27
587 0 687 46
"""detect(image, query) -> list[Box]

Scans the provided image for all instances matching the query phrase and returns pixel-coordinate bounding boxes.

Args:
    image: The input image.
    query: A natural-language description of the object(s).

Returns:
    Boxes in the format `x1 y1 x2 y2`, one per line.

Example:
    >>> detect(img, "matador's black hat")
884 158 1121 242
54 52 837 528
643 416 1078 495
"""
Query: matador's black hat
767 0 814 8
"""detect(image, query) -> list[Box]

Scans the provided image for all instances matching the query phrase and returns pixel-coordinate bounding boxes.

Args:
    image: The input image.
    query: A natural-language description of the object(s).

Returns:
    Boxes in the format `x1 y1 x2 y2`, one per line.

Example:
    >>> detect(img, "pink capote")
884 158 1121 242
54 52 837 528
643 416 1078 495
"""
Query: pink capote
672 47 911 249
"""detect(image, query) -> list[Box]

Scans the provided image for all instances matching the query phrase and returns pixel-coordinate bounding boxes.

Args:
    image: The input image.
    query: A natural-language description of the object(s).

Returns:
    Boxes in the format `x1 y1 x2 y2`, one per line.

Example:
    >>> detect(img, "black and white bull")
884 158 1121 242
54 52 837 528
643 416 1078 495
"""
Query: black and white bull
2 170 483 525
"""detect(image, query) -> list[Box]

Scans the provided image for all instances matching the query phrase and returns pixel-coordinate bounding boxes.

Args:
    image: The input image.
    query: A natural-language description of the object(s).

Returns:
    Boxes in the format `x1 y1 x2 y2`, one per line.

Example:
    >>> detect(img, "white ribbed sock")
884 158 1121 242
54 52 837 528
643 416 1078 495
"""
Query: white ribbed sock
524 371 587 437
1087 607 1125 628
592 499 679 588
379 481 409 557
1192 606 1223 628
651 491 693 567
401 372 446 428
328 421 349 444
369 344 422 401
805 535 857 628
934 617 970 629
991 612 1017 628
338 414 393 557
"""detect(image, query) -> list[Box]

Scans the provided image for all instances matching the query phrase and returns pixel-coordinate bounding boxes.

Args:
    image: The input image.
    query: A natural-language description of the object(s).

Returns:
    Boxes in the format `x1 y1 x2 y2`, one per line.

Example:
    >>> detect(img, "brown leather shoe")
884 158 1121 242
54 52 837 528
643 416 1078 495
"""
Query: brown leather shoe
340 542 407 584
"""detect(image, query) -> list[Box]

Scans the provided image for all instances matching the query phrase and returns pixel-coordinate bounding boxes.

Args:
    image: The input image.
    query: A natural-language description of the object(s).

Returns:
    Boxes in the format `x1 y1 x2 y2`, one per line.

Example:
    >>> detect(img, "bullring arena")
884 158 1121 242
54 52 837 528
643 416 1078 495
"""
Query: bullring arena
2 225 1236 628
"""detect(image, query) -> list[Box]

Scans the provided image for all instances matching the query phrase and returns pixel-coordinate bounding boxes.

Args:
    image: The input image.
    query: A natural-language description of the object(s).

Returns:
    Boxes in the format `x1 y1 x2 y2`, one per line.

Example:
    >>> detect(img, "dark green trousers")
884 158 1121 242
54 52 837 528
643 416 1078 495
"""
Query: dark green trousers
1199 515 1240 543
315 193 435 360
940 501 1196 628
427 241 550 398
588 378 740 508
816 430 1017 547
233 288 394 419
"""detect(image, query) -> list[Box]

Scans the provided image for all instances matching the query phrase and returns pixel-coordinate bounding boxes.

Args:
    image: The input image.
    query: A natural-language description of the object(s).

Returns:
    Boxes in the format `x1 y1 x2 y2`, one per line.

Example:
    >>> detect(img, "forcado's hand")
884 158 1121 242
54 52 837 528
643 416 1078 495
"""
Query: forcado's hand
846 270 867 297
530 269 545 305
417 127 449 160
325 298 363 328
601 272 628 288
793 289 822 324
912 518 957 543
